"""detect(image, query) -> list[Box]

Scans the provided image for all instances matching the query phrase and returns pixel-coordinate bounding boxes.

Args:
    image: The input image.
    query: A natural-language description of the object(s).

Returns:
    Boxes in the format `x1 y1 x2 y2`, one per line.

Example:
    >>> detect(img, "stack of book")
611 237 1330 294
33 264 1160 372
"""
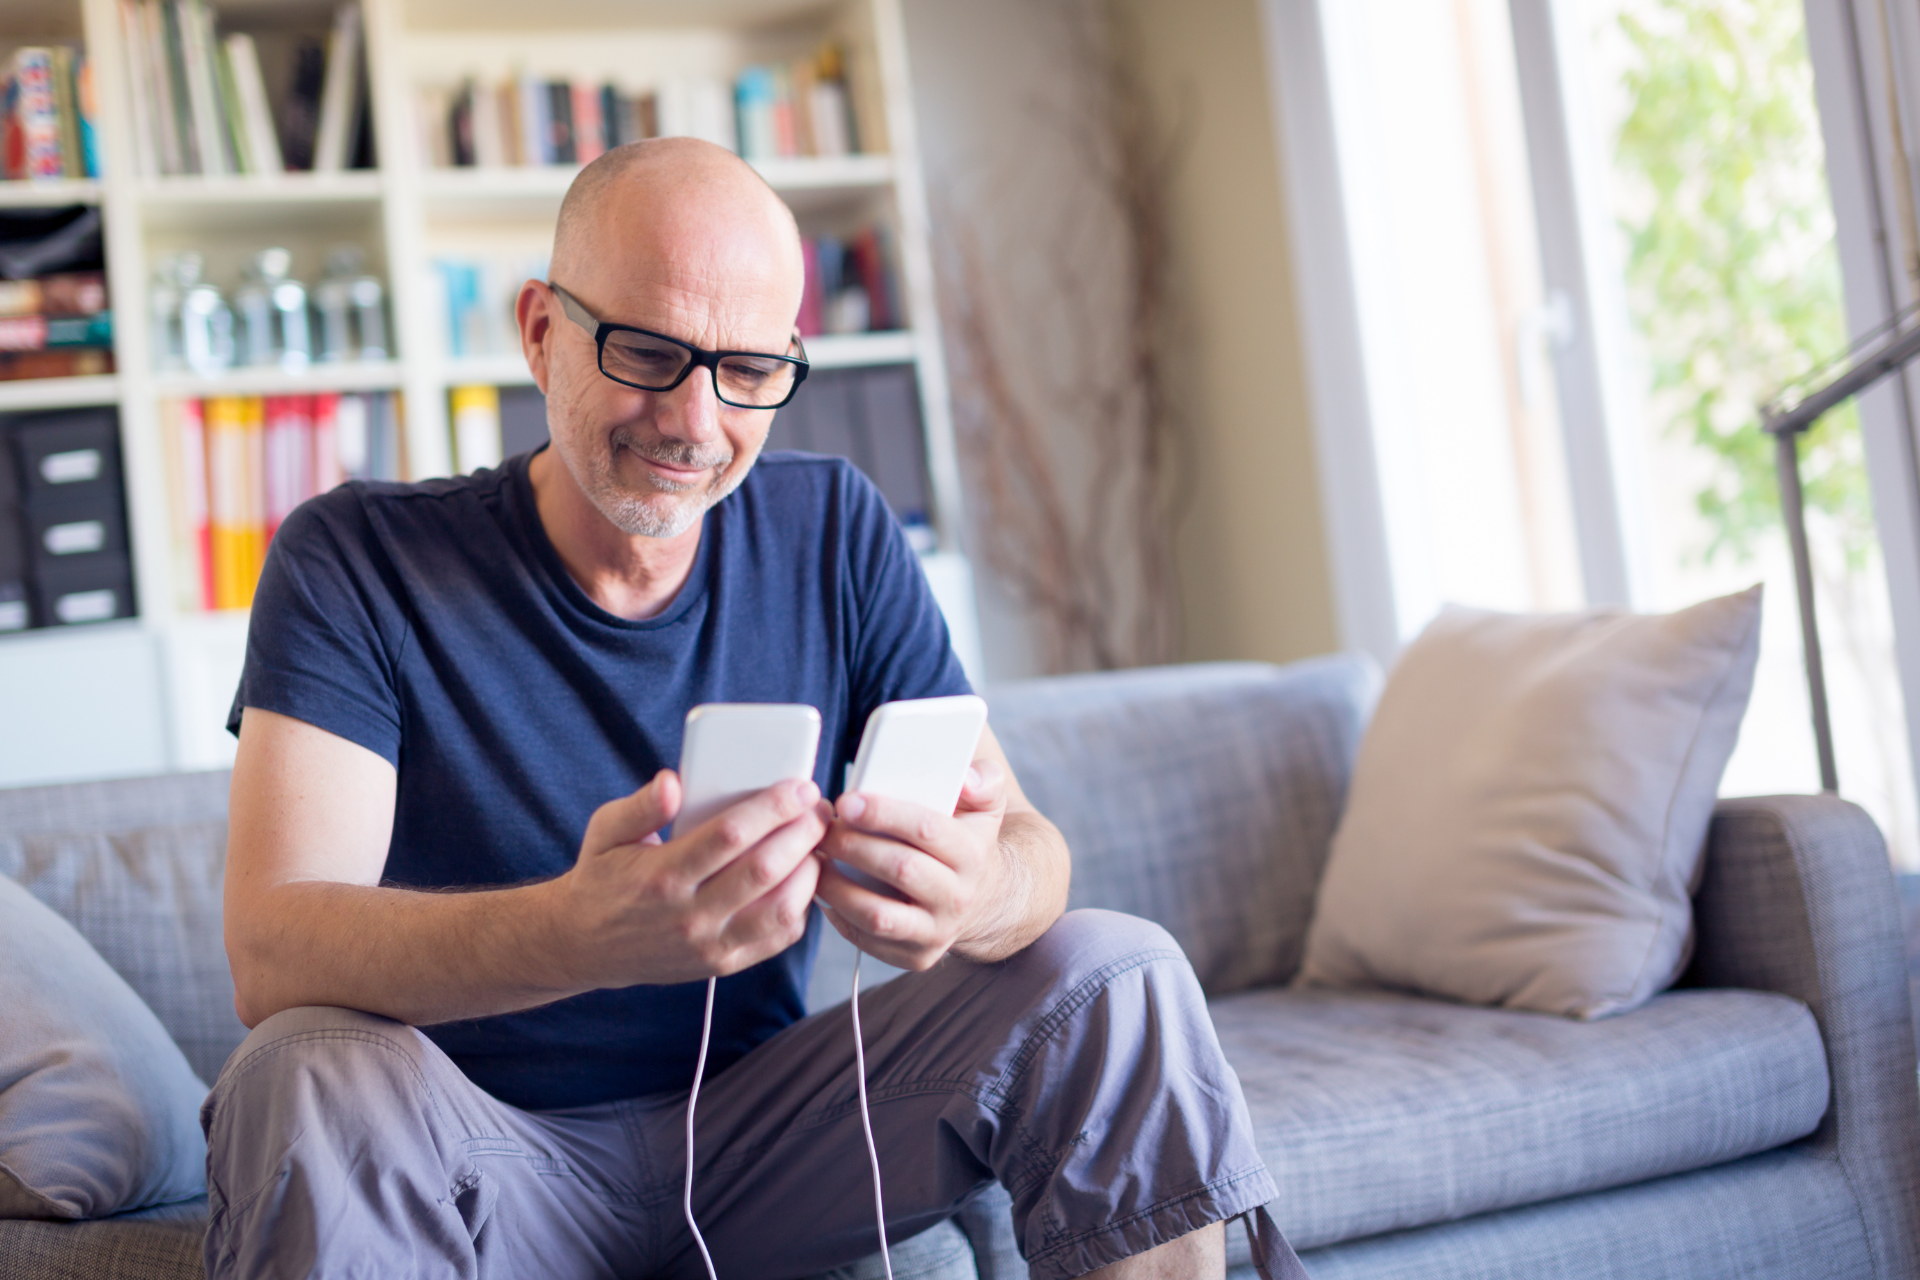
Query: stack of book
799 228 902 336
415 43 861 169
0 271 112 382
116 0 369 178
3 47 101 181
159 390 402 612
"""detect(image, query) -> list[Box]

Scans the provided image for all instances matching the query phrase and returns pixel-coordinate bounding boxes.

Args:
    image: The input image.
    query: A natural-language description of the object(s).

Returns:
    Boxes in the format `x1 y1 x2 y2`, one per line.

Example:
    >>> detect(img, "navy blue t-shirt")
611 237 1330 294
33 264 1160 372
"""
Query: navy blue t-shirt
231 448 971 1111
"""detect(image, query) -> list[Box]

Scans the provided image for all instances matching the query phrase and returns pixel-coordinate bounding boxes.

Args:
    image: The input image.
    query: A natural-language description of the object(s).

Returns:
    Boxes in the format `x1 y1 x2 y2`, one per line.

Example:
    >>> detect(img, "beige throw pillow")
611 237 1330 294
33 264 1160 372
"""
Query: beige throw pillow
1298 586 1762 1019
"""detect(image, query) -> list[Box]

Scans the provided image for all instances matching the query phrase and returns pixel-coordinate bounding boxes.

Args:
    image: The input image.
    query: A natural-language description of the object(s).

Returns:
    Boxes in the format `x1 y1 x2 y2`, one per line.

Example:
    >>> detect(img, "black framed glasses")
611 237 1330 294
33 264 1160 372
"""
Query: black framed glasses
549 281 810 409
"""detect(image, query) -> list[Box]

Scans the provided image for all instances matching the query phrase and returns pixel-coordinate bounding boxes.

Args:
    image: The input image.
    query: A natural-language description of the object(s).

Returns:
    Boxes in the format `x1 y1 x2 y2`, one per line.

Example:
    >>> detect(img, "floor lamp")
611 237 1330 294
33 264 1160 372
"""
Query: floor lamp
1761 317 1920 795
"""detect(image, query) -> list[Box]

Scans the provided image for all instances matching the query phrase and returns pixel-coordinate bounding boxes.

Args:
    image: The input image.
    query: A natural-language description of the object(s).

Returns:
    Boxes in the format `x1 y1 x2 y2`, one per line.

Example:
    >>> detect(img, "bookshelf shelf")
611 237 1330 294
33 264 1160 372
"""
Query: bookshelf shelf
154 360 407 398
0 374 121 412
136 173 387 207
417 155 892 223
440 353 532 387
0 179 106 207
806 330 916 369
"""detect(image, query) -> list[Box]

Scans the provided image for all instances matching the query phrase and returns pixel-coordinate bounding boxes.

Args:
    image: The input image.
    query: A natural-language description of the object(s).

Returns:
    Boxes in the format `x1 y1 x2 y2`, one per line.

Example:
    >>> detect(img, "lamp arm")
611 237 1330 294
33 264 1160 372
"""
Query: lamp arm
1759 319 1920 795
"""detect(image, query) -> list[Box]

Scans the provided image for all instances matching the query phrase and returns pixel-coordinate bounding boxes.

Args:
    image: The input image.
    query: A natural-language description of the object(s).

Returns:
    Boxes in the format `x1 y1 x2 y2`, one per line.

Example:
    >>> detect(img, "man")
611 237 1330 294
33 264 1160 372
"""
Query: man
208 138 1299 1280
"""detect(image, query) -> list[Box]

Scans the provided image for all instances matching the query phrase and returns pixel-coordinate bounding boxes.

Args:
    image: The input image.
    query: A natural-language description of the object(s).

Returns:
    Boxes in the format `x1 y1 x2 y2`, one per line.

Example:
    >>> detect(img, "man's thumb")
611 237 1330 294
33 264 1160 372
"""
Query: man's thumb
587 770 680 852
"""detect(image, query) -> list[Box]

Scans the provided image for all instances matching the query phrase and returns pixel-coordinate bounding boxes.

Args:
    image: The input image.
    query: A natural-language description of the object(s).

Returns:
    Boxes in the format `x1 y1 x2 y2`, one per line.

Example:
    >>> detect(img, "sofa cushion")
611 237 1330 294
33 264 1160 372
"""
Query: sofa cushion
0 819 244 1086
1299 589 1761 1018
0 1199 205 1280
0 874 208 1221
989 658 1375 996
1216 985 1828 1251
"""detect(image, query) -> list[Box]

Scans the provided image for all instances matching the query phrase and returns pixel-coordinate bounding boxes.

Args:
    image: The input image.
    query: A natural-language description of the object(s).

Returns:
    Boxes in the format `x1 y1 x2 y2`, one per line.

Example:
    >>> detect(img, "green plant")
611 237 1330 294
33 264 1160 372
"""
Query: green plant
1613 0 1873 569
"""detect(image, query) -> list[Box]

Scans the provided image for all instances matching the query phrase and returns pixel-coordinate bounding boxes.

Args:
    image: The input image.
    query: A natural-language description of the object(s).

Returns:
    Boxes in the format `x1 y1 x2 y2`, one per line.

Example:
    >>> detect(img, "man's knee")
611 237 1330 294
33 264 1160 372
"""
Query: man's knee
205 1006 449 1154
1019 908 1189 987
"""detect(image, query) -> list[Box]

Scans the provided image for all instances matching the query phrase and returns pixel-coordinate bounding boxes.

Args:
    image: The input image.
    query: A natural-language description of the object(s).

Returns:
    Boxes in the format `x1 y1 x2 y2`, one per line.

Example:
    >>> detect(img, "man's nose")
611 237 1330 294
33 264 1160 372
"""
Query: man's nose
653 364 726 443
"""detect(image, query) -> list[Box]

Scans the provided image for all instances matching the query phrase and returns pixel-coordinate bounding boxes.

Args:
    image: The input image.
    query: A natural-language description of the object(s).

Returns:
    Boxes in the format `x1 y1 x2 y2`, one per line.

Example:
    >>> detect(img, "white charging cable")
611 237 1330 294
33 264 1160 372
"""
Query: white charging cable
684 976 721 1280
851 950 895 1280
681 958 893 1280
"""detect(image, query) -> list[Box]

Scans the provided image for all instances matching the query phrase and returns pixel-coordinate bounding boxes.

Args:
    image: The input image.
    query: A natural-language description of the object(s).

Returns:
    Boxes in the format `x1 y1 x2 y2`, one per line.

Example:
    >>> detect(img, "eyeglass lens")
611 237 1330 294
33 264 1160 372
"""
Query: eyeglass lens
600 329 799 407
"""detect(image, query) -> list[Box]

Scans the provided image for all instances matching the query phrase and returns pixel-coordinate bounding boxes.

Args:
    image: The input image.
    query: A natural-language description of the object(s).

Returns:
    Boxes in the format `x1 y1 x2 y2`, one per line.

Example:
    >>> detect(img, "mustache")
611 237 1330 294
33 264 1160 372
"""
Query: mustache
612 428 733 472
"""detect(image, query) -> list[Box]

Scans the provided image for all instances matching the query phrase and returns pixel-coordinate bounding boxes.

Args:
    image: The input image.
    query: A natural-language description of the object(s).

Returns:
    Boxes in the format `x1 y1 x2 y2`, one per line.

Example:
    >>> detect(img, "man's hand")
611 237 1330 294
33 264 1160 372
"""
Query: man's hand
555 769 831 988
814 757 1022 970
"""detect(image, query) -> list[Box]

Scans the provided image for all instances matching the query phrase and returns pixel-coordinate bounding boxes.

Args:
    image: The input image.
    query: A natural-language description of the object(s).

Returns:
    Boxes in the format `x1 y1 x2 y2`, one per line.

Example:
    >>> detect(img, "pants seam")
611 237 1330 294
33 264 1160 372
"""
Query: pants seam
1024 1164 1275 1271
982 947 1188 1108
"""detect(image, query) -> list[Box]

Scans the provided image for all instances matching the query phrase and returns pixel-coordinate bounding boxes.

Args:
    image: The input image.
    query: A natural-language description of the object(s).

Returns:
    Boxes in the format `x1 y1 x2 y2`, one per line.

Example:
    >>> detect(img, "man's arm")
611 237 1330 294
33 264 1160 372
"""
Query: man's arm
814 725 1071 970
225 707 829 1029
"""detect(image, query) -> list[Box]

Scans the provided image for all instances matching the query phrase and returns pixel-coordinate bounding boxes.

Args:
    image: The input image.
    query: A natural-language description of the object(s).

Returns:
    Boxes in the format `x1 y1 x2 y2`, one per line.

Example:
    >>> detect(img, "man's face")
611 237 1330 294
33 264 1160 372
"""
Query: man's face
540 241 798 541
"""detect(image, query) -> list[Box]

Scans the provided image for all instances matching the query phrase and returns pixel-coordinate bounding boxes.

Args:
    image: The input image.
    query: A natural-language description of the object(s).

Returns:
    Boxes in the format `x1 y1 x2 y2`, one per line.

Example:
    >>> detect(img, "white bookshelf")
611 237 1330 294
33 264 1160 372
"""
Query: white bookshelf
0 0 976 785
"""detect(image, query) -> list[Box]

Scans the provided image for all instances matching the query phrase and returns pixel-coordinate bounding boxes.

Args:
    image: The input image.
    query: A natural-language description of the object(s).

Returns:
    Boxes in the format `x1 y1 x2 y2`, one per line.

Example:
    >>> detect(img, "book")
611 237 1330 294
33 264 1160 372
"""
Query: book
335 392 368 478
545 81 575 165
238 395 266 603
225 33 283 175
450 384 503 474
176 0 232 176
517 73 550 166
159 1 200 172
48 48 84 180
118 2 157 176
0 314 113 351
76 55 100 178
281 38 326 171
313 3 363 173
6 49 65 180
0 274 108 318
572 83 604 163
0 350 112 380
213 37 251 174
263 395 312 544
205 395 247 609
159 397 214 611
312 393 344 493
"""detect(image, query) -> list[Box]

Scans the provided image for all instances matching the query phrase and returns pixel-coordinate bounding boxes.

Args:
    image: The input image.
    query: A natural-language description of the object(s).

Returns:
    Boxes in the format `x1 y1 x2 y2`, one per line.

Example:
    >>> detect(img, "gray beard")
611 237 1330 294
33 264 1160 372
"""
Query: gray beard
581 429 740 539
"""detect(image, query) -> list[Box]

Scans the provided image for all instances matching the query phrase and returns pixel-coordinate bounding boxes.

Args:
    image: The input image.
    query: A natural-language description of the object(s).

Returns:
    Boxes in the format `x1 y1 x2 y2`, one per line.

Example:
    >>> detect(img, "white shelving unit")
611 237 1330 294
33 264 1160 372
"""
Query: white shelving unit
0 0 977 787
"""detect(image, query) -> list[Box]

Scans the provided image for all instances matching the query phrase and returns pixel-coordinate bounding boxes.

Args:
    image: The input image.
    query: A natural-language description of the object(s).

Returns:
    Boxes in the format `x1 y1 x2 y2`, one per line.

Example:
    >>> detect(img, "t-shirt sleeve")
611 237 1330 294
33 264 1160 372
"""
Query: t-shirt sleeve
842 466 973 741
226 489 410 765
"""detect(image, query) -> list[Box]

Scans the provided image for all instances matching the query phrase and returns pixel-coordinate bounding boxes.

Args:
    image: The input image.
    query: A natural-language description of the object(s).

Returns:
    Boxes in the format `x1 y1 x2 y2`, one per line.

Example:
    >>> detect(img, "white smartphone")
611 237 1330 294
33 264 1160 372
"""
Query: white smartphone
844 694 990 815
675 703 822 836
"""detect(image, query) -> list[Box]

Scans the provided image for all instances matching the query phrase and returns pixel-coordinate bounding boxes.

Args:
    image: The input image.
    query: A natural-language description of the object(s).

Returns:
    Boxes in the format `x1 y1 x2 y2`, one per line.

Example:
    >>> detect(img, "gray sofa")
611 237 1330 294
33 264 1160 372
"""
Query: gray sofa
2 656 1918 1279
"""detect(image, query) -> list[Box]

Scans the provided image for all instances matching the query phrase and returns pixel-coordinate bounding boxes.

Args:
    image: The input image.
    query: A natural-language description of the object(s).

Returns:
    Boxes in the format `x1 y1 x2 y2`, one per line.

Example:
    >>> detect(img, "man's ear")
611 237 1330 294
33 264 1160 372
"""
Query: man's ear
517 279 555 395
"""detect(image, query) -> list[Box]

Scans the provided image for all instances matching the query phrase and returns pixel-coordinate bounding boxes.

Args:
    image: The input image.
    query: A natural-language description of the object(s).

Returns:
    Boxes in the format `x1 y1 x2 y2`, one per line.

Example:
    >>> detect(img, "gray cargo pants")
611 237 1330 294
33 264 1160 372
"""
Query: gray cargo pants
202 909 1302 1280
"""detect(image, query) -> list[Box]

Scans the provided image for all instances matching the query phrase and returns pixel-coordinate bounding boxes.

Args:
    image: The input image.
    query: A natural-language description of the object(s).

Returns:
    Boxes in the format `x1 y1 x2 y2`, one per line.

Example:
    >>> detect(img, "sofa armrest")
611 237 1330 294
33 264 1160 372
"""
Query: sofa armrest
1684 794 1920 1278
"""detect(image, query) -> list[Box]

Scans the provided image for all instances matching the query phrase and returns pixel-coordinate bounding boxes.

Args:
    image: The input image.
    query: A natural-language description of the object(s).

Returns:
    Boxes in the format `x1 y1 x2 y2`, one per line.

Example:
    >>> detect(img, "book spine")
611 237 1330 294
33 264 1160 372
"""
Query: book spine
311 392 343 492
11 50 64 180
517 73 547 165
799 239 824 337
206 396 245 609
76 54 101 177
450 384 502 474
118 1 158 177
214 36 253 174
313 2 363 172
572 82 603 163
239 395 266 605
545 80 573 164
176 0 230 175
225 33 283 174
50 48 84 179
161 398 214 611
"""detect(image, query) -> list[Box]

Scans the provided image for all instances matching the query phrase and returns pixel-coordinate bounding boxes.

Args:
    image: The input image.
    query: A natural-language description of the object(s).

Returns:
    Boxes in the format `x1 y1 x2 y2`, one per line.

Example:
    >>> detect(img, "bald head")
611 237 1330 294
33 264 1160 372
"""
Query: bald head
551 137 804 329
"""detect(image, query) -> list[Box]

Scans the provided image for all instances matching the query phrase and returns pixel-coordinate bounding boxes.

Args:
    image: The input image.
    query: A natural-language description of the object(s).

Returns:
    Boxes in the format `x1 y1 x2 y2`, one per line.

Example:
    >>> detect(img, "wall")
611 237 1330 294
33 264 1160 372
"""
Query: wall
899 0 1340 680
1121 0 1338 666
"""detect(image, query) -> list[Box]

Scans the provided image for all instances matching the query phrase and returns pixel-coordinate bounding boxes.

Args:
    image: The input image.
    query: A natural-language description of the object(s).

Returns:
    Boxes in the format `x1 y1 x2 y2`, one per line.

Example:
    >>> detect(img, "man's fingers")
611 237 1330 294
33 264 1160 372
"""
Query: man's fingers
584 770 680 854
955 758 1006 813
815 860 940 960
696 804 830 915
677 779 822 881
818 823 955 908
715 854 821 965
833 792 963 866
